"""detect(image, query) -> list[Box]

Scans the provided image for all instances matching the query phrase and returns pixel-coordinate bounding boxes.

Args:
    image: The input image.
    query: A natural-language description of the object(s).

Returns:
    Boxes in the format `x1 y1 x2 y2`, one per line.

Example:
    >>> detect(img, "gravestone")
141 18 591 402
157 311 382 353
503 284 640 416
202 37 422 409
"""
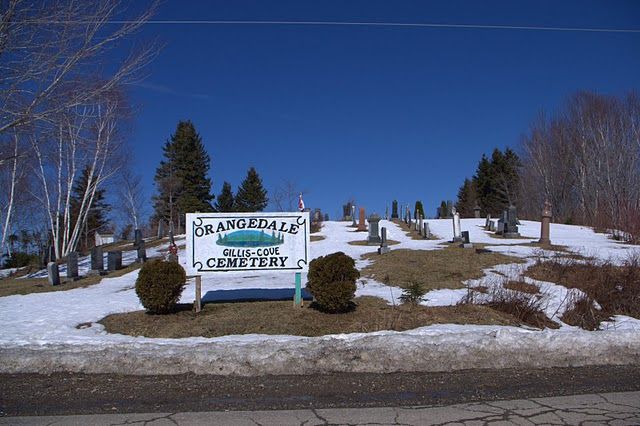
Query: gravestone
539 200 552 245
418 214 423 233
378 226 390 254
460 230 473 248
90 246 104 272
503 205 521 238
324 213 329 221
343 202 353 221
107 251 122 271
47 262 60 286
474 204 481 219
485 214 492 230
134 229 143 248
313 209 322 223
157 220 165 239
488 220 496 232
446 201 453 218
496 210 507 235
351 205 357 226
66 251 79 280
452 209 463 242
385 206 389 220
391 200 399 219
357 207 367 231
423 222 431 238
367 214 382 245
137 240 147 263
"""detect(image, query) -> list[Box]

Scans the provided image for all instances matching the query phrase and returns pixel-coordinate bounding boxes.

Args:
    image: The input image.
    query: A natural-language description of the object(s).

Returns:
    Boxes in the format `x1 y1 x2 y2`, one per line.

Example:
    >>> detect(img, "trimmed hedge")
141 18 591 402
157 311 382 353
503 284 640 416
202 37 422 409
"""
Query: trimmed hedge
135 260 187 314
306 251 360 313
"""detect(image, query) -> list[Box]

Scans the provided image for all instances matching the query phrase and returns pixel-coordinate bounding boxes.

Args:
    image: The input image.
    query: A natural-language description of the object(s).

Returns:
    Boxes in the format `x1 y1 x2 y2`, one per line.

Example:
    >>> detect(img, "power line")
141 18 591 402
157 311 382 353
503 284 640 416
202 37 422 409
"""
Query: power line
24 20 640 33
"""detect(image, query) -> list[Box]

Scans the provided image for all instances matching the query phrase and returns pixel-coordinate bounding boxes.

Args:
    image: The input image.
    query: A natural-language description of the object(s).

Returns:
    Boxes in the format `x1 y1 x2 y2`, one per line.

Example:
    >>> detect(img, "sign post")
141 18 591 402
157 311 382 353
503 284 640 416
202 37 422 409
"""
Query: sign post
186 212 311 311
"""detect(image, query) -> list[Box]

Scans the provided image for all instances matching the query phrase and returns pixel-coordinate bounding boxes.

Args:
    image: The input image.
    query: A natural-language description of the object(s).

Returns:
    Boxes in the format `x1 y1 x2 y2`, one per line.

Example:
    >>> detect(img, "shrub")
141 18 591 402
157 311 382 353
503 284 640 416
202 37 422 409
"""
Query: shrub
459 283 558 329
135 260 187 314
399 281 427 306
307 252 360 312
4 252 40 269
561 293 607 331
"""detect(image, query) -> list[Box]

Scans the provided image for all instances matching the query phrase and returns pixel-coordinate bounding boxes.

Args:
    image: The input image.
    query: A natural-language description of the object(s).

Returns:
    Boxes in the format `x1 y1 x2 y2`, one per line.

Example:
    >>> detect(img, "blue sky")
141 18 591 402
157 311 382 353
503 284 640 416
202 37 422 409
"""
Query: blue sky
124 0 640 220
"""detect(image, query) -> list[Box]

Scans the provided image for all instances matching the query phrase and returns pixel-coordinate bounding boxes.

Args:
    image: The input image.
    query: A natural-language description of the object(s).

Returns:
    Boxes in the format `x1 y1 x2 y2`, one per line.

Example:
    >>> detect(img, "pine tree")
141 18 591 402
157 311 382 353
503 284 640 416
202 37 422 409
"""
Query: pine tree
70 165 111 249
414 201 425 220
439 200 448 218
473 149 521 216
234 167 268 212
455 178 478 217
214 181 235 212
153 120 214 230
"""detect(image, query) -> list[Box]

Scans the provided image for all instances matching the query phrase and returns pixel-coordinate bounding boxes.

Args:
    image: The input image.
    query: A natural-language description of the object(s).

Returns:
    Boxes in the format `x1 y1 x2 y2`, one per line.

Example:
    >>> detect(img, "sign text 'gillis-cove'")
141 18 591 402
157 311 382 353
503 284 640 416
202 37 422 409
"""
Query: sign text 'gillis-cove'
186 212 311 273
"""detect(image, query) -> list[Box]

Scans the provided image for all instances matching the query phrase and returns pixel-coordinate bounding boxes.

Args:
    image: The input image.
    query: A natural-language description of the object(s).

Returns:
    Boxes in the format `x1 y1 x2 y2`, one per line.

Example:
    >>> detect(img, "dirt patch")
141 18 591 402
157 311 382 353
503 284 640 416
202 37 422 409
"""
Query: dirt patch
361 245 525 291
0 261 147 298
348 239 400 246
99 296 518 338
310 235 326 242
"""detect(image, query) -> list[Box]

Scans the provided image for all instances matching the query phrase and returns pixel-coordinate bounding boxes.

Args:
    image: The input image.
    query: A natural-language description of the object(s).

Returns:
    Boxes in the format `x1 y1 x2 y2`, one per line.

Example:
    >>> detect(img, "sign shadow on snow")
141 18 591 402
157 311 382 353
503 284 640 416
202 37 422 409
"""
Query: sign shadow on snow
202 288 313 304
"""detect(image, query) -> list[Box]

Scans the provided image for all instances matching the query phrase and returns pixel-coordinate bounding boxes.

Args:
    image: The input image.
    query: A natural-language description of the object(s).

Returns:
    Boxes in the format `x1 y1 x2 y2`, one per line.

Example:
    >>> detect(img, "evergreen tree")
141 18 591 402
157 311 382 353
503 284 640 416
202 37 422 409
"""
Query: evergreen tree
473 149 521 216
455 178 478 217
414 201 425 220
70 165 111 248
438 200 448 218
234 167 268 212
153 120 214 230
214 181 235 212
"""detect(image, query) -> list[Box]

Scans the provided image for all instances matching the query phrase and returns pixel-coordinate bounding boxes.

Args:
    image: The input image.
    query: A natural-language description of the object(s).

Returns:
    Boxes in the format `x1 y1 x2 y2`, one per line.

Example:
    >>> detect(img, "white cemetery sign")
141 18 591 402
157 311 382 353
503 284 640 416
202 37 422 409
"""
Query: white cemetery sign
186 212 311 274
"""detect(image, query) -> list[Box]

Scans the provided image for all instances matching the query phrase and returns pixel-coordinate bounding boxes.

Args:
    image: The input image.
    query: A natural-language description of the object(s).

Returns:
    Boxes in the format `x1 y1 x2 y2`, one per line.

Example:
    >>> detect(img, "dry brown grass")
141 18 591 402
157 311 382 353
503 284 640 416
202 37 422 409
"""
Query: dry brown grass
361 245 525 291
527 253 640 327
504 280 540 295
459 284 558 329
561 293 608 331
99 296 518 338
0 261 147 298
391 219 438 240
348 239 400 246
310 235 326 242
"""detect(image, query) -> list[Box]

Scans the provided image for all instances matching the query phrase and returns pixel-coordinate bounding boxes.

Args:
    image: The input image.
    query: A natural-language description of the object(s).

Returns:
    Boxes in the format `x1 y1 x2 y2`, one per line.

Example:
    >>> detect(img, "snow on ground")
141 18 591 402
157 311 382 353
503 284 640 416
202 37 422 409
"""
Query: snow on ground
1 219 640 375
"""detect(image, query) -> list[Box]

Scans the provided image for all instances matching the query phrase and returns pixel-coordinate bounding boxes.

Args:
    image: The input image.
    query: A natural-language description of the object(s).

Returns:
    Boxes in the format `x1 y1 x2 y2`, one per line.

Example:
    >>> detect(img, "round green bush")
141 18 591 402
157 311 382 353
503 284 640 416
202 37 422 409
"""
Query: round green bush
306 252 360 313
135 260 187 314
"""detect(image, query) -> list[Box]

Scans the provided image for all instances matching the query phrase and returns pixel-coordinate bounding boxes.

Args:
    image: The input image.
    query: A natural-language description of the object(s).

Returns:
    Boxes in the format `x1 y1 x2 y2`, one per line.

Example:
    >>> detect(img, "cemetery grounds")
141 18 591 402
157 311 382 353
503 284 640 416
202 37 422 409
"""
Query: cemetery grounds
0 218 639 375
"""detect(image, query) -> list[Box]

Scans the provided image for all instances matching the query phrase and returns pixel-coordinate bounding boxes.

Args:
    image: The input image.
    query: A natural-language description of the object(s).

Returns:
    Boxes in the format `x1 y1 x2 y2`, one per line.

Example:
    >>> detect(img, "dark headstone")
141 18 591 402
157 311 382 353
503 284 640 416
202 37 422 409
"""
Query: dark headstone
48 245 56 263
91 246 104 271
378 226 390 254
461 231 470 244
391 200 399 219
66 251 79 280
137 240 147 263
474 204 481 219
134 229 143 248
324 213 329 222
47 262 60 286
107 251 122 271
503 205 521 238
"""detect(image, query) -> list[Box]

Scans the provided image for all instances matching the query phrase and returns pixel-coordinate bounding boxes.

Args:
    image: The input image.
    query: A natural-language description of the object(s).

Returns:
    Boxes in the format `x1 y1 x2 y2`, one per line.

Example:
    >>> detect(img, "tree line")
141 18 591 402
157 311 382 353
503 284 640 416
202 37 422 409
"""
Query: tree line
455 91 640 242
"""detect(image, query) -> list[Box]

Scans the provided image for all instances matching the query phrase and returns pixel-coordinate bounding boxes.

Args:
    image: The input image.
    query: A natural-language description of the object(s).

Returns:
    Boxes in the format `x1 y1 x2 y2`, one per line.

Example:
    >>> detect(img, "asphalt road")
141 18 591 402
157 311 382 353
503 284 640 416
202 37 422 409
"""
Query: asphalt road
1 365 640 417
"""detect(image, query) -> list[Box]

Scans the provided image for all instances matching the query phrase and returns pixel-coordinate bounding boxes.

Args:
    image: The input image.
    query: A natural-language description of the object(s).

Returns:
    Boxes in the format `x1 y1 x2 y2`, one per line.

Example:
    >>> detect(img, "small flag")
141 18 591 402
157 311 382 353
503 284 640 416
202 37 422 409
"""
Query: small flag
298 193 305 211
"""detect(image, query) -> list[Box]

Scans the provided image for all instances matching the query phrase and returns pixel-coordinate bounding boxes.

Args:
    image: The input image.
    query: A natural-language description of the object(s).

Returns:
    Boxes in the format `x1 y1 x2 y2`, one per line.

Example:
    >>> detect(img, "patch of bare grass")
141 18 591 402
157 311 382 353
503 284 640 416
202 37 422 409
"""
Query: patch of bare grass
504 280 540 295
391 219 438 240
527 252 640 325
561 293 608 331
99 296 519 338
361 245 525 291
0 261 147 298
348 239 400 246
459 284 558 329
310 235 326 242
